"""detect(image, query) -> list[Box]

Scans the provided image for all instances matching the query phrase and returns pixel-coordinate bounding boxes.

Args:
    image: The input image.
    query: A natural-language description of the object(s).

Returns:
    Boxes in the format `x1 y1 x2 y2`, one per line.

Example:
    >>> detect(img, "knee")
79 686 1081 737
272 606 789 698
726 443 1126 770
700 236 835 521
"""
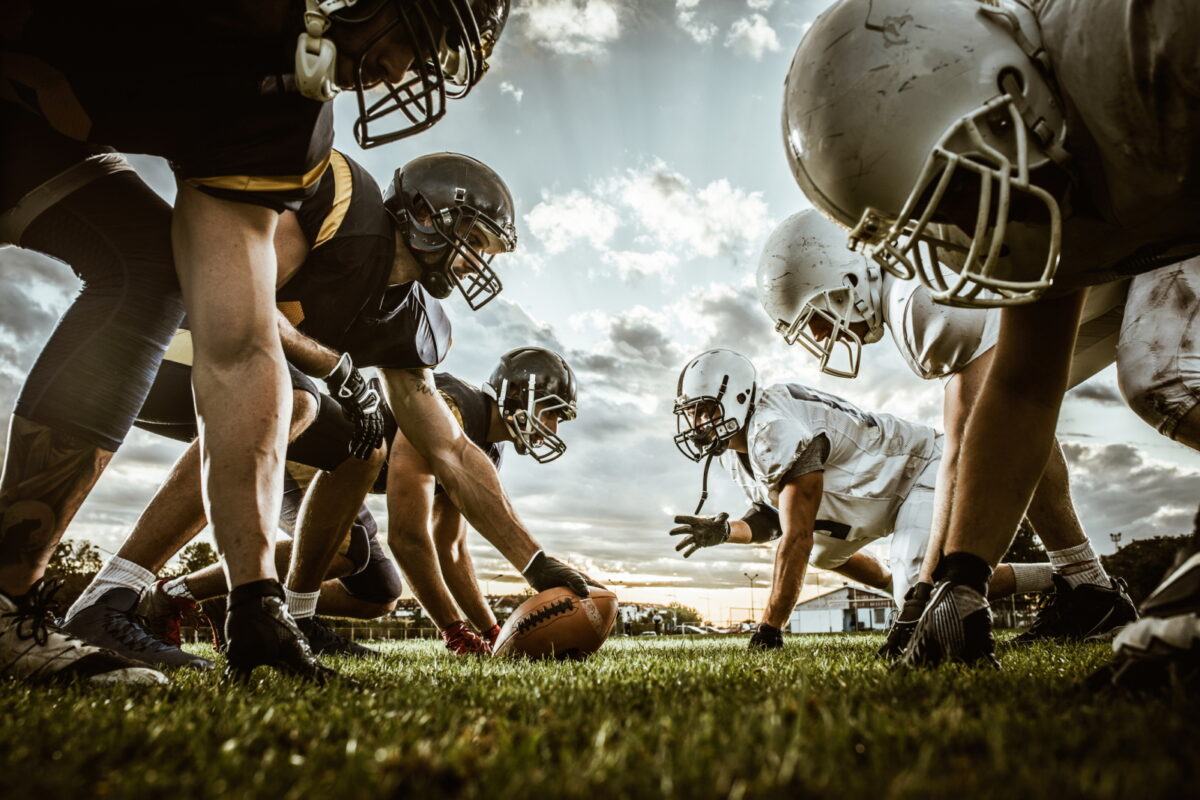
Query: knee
290 391 319 436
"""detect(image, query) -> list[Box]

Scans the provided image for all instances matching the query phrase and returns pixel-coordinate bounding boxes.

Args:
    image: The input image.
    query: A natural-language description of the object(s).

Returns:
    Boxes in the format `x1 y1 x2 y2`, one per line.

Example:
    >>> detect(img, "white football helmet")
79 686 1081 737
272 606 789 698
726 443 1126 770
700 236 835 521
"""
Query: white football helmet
673 349 757 462
783 0 1069 307
758 210 885 378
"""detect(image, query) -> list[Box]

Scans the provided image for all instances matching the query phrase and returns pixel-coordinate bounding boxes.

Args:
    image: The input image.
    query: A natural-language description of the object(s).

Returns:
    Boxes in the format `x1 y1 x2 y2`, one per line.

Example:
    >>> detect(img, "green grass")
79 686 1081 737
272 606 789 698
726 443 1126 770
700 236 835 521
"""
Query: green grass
0 634 1196 800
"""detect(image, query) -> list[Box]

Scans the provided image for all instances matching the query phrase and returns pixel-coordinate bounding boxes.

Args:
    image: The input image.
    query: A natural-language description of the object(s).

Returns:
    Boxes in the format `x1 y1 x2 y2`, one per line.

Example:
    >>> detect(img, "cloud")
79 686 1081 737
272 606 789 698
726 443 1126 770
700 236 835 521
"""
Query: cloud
514 0 623 57
524 190 620 255
675 0 718 44
498 81 524 103
601 249 678 281
746 0 775 9
1069 379 1124 406
724 13 781 61
1062 442 1200 539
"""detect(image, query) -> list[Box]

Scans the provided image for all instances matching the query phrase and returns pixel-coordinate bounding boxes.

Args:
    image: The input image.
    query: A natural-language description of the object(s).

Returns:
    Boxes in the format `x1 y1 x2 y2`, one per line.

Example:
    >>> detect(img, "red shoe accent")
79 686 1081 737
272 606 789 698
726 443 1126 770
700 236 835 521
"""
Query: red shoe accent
148 579 198 647
482 624 501 650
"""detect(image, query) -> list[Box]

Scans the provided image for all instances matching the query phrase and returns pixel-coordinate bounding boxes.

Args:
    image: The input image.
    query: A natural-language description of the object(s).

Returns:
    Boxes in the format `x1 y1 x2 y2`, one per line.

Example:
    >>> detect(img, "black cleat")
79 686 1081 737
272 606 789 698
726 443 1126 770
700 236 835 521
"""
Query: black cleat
899 581 998 669
1010 575 1138 646
877 581 932 661
296 616 380 659
223 580 337 684
64 588 214 671
199 596 228 653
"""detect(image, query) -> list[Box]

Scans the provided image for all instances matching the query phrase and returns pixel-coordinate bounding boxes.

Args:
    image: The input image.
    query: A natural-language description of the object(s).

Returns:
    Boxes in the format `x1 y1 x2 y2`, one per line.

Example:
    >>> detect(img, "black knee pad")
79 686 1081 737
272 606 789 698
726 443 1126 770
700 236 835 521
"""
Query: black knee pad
14 169 183 450
341 507 379 576
339 532 403 604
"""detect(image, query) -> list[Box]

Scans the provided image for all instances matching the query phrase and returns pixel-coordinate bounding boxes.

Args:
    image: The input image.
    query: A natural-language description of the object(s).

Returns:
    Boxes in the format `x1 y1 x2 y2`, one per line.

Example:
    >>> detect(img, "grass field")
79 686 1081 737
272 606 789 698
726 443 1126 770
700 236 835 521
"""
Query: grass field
1 634 1196 800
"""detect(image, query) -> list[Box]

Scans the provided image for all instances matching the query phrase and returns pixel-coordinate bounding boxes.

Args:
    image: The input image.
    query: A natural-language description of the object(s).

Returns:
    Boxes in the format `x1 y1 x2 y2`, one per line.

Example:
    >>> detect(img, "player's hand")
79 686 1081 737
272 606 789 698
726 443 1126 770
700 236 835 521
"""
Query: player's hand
523 551 601 597
670 512 731 558
749 623 784 651
324 354 385 459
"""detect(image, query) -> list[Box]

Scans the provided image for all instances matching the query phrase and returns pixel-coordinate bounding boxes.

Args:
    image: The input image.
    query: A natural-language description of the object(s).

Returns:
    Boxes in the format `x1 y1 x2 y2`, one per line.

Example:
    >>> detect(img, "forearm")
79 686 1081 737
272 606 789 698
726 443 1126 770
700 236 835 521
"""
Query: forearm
277 312 340 377
763 530 813 628
728 519 752 544
435 520 496 632
389 526 463 630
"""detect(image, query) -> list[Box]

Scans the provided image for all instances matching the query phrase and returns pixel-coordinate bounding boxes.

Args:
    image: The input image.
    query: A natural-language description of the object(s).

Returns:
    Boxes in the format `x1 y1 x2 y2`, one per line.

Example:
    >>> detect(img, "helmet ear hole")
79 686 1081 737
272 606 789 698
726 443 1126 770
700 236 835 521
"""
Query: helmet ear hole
736 392 747 405
846 273 859 286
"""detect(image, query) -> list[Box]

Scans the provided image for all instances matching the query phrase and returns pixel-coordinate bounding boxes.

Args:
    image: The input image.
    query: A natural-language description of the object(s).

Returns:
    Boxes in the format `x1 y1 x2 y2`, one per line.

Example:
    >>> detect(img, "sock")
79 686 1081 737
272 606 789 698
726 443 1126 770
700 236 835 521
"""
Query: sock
164 576 196 600
66 556 155 621
285 589 320 619
940 552 992 596
1009 562 1054 595
1048 541 1110 589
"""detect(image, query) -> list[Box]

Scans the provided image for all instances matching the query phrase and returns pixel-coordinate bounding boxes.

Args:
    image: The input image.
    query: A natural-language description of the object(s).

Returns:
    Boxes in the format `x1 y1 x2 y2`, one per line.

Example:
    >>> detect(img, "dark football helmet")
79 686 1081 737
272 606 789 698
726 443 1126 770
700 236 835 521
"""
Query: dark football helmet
296 0 510 148
484 348 578 464
384 152 516 309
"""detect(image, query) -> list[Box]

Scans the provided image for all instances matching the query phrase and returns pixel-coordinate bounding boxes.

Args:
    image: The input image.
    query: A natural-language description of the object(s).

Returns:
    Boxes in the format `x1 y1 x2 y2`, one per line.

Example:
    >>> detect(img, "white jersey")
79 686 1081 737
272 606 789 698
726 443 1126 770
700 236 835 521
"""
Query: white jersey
721 383 940 547
883 270 1129 388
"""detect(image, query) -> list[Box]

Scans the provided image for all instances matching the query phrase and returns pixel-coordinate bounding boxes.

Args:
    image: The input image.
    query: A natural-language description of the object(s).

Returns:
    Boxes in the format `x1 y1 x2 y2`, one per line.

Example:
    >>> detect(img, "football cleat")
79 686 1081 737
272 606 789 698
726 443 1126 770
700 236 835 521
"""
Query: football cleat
1086 531 1200 693
482 623 502 650
223 580 337 684
442 621 490 656
1010 575 1138 646
296 616 380 659
1 579 167 685
138 580 198 648
899 581 999 669
877 581 932 661
64 587 214 671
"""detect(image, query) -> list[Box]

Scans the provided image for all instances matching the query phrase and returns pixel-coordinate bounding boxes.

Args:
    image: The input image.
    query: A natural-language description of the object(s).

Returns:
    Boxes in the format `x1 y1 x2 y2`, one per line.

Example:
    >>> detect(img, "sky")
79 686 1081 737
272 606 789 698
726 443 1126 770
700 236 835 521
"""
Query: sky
1 0 1197 623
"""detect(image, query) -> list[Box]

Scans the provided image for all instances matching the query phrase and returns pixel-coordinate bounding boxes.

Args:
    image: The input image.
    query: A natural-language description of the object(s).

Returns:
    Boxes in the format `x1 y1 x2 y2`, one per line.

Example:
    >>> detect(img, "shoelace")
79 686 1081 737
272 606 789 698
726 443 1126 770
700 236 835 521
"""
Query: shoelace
101 607 173 652
5 578 67 646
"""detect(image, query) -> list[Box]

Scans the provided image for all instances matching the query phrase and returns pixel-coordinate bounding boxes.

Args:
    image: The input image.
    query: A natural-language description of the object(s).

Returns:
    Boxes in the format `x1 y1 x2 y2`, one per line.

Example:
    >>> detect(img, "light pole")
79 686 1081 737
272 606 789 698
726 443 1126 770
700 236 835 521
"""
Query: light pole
1110 532 1123 551
744 572 760 622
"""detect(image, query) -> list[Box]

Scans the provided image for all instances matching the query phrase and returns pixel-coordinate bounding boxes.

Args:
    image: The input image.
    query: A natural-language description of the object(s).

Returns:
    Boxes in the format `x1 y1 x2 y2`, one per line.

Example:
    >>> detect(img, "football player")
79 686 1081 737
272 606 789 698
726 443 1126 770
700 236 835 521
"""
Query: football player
782 0 1200 666
142 348 579 659
64 152 595 671
757 210 1137 657
669 349 1058 651
0 0 509 683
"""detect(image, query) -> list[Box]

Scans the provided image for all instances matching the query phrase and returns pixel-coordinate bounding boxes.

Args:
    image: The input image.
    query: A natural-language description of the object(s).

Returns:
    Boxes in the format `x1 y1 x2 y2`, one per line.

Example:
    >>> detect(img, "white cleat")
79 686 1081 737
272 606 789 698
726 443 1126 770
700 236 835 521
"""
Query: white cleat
0 580 167 686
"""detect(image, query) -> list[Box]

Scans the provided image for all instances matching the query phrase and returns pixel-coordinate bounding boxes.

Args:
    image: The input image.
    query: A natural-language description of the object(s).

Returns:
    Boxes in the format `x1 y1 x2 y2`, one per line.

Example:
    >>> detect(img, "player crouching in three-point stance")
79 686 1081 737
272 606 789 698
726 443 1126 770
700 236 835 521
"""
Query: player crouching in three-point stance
783 0 1200 669
389 348 579 655
756 210 1137 657
669 349 1057 652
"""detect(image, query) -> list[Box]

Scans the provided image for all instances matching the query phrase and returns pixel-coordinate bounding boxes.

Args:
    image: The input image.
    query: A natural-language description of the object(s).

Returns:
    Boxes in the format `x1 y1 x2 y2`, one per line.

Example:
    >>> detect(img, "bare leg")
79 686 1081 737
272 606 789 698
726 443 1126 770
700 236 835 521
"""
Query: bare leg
285 446 385 594
172 183 286 590
1023 440 1087 551
434 498 497 632
0 417 112 595
115 390 319 575
989 565 1016 599
316 580 397 620
391 510 464 631
831 551 891 591
187 537 358 601
944 292 1086 565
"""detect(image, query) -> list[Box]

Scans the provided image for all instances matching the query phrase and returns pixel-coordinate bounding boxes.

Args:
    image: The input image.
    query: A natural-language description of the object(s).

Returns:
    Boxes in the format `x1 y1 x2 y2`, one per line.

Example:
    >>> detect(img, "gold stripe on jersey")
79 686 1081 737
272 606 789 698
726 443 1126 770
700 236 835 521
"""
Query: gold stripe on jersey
277 300 305 326
312 150 353 249
438 390 467 432
185 152 331 193
163 329 194 366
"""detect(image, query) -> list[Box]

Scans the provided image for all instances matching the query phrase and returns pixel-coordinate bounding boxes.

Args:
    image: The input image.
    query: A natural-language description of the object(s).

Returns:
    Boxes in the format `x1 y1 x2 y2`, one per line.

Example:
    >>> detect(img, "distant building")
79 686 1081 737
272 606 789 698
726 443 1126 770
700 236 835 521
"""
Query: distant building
788 586 895 634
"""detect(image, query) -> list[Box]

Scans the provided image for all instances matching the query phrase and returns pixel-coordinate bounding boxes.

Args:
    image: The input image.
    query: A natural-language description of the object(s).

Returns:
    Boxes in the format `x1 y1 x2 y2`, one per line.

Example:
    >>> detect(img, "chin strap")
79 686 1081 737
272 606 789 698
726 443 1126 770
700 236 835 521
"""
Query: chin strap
694 453 715 515
296 0 358 101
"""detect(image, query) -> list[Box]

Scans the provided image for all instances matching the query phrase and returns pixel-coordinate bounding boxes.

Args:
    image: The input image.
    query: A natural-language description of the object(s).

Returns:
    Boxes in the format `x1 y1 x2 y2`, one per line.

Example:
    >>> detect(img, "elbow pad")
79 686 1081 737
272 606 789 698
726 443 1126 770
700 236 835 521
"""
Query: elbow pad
742 503 782 543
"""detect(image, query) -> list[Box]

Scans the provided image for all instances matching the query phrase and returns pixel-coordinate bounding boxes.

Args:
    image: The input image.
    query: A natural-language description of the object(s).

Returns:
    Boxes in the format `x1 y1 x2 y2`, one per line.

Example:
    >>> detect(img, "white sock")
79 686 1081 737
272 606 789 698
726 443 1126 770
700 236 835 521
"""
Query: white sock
163 576 195 600
285 589 319 619
1048 542 1111 589
1009 562 1054 595
66 556 155 621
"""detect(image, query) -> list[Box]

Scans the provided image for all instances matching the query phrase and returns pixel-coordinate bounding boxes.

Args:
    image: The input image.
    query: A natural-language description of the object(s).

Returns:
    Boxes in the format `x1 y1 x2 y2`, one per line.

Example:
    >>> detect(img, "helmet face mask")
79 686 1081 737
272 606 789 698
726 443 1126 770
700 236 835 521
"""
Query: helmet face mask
673 394 740 462
409 194 514 308
852 95 1062 307
778 292 865 380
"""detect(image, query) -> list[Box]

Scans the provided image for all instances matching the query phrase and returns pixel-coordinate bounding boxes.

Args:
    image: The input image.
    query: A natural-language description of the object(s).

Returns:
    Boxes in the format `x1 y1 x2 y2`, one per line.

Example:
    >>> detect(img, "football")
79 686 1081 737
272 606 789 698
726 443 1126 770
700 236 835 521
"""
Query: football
492 586 618 660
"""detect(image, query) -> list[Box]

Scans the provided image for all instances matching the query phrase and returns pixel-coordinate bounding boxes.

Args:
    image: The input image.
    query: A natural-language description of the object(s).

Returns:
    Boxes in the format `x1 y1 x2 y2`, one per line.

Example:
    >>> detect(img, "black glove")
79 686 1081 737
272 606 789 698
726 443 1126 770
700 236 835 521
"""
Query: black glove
324 353 385 460
523 551 605 598
749 623 784 651
670 512 731 558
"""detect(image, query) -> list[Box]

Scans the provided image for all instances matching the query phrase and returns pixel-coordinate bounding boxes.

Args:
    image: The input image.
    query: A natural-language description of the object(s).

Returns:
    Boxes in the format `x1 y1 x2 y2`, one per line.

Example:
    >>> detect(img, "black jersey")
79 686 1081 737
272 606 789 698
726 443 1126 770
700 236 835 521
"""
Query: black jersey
435 372 505 471
4 2 331 211
276 150 452 371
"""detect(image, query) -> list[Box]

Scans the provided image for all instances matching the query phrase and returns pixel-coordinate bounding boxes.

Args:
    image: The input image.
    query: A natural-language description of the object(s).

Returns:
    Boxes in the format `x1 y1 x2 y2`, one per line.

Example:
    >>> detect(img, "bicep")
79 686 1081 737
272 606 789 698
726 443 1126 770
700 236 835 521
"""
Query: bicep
380 368 468 458
777 471 823 538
